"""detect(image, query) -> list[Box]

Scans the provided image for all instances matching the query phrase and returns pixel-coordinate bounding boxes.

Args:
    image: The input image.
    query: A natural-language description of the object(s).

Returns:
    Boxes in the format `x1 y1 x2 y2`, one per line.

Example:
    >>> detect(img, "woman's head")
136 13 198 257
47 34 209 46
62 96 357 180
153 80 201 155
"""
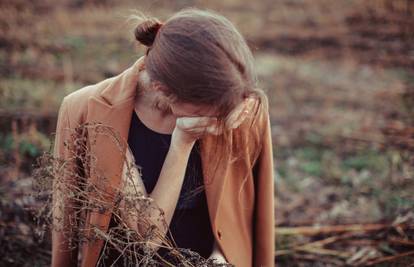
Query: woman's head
130 7 264 123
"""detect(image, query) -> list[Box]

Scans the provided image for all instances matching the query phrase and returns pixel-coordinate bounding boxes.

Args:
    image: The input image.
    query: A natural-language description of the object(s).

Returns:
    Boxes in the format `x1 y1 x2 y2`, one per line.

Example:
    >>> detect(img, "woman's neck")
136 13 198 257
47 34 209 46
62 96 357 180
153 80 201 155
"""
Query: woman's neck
134 70 170 114
133 70 176 134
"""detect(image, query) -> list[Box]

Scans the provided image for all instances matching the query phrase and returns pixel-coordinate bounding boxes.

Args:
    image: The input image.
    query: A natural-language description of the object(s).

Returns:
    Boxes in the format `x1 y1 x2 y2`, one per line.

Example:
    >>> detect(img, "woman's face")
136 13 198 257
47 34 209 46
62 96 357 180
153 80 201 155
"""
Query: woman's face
148 76 219 118
169 101 219 118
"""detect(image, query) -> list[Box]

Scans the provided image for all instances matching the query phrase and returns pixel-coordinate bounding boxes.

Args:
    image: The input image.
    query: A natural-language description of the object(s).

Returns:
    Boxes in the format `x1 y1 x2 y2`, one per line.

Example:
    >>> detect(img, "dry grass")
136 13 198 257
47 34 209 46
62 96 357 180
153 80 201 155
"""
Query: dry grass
31 122 232 267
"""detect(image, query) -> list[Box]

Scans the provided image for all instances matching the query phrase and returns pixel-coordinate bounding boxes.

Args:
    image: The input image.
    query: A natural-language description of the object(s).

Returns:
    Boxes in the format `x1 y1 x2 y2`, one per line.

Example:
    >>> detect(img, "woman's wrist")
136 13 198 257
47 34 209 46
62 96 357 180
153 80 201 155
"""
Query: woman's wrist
170 128 196 152
170 138 195 153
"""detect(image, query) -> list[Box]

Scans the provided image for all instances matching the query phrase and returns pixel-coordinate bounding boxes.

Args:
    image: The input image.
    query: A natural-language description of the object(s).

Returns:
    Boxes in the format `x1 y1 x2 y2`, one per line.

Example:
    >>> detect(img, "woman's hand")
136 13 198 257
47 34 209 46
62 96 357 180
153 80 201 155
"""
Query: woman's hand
224 96 256 130
172 97 256 148
172 116 218 148
207 239 229 265
208 251 228 264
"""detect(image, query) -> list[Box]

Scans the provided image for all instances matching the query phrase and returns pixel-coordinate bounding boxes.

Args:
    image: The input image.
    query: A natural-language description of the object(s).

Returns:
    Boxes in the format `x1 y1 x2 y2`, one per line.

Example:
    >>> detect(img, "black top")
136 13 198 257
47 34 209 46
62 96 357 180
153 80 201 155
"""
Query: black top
99 110 214 266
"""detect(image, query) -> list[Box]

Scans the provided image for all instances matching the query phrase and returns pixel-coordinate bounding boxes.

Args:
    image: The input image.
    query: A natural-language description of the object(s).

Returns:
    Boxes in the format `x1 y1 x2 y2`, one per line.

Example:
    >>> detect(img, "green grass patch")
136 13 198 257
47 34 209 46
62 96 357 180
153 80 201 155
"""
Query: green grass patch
0 78 81 111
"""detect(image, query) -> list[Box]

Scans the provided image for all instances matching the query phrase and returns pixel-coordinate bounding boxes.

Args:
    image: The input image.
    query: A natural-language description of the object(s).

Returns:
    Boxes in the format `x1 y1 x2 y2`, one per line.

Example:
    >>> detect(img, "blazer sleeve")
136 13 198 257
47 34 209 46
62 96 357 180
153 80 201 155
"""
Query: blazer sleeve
51 97 79 267
252 95 275 267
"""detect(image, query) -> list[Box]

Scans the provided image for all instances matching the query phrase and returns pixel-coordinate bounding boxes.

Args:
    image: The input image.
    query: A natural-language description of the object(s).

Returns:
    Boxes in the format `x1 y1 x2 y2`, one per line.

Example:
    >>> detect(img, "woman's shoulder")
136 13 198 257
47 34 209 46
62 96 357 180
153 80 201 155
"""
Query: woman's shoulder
58 75 119 125
63 76 115 106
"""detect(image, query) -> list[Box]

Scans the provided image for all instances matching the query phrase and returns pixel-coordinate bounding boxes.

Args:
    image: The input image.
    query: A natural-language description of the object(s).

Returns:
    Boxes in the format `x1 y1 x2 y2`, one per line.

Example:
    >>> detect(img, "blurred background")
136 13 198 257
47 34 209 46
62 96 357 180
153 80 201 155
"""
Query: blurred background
0 0 413 266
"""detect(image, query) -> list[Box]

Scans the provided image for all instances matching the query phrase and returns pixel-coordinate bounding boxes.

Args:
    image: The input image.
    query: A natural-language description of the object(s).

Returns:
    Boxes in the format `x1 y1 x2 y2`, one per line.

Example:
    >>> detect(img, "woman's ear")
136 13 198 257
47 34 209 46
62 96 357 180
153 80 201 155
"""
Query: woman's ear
152 81 177 104
150 82 176 114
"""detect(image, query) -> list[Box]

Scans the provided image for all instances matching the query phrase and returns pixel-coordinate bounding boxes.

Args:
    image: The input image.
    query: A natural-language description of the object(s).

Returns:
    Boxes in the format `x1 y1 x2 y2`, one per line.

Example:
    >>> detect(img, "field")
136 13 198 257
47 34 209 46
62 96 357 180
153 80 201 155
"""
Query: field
0 0 413 266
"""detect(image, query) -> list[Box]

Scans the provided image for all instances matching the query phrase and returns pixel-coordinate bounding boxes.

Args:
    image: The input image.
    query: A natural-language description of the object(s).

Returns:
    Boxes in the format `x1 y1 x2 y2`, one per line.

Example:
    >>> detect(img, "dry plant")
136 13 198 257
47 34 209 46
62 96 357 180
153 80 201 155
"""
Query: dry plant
276 213 414 266
31 122 233 267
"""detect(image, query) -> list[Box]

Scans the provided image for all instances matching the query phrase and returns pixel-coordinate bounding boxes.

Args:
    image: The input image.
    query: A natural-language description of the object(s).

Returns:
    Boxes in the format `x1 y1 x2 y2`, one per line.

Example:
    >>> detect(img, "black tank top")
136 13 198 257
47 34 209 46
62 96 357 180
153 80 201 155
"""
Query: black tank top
99 110 214 266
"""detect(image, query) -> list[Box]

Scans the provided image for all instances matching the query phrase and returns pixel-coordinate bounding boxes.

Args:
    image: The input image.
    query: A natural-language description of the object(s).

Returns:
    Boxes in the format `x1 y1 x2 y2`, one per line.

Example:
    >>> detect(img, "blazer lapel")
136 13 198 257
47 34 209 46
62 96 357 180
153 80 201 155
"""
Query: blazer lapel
80 57 143 266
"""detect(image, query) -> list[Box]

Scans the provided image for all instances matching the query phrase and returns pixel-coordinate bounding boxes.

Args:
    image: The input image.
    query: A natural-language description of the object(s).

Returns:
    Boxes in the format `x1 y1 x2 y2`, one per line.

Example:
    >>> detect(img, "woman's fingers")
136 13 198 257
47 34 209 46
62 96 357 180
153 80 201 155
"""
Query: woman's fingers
224 103 244 128
176 116 217 130
204 124 219 134
225 99 247 129
174 97 257 139
225 97 255 129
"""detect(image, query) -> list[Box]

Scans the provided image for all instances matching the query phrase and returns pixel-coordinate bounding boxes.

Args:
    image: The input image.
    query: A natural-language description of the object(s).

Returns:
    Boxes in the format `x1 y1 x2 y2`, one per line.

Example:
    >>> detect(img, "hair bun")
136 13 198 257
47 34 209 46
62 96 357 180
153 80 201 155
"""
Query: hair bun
134 18 163 47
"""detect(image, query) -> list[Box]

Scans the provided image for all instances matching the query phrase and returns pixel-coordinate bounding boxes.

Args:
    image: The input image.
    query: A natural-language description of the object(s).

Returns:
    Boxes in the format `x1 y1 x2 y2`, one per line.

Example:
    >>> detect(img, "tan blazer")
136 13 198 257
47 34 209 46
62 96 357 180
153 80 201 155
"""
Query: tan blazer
51 55 275 267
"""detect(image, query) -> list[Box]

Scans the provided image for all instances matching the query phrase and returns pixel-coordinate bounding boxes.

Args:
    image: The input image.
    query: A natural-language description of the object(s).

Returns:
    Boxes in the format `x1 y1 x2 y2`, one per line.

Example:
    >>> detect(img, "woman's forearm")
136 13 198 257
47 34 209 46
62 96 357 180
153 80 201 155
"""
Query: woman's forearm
143 141 195 250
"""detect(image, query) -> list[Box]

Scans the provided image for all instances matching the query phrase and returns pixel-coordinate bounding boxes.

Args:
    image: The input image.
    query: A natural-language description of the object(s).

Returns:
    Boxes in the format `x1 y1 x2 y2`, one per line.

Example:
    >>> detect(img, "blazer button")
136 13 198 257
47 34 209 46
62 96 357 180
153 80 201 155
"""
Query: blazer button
217 230 222 239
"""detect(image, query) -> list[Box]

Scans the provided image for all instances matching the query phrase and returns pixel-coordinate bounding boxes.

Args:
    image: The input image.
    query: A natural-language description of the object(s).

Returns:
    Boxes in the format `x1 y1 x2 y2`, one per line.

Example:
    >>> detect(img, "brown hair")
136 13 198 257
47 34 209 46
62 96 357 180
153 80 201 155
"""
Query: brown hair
128 7 268 201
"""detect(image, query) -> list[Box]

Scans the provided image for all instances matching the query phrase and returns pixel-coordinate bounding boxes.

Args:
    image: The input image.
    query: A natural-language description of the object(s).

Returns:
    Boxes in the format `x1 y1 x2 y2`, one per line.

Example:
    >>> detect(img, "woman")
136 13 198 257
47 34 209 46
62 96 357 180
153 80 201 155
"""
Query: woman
51 7 275 267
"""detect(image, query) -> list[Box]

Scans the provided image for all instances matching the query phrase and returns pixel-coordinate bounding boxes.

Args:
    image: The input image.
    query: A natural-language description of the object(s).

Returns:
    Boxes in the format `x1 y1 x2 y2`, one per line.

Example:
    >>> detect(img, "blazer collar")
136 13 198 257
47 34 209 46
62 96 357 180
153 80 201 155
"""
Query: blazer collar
99 55 145 106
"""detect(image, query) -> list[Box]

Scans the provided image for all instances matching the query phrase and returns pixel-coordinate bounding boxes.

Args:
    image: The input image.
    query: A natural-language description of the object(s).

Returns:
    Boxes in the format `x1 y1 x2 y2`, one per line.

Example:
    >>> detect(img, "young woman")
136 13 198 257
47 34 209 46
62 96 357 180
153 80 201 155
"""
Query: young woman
51 7 275 267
